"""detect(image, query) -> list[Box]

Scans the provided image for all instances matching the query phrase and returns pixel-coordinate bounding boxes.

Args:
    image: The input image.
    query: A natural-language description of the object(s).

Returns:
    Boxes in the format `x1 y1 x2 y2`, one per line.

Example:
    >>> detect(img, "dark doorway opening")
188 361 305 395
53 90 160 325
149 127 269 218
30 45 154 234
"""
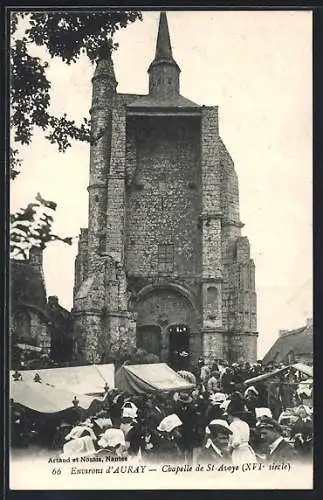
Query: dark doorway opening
136 325 161 357
168 324 190 370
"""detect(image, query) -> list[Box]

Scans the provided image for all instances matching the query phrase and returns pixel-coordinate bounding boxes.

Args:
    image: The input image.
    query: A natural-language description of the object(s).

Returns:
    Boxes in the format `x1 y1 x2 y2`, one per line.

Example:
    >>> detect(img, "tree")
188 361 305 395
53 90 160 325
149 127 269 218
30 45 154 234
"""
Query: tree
10 11 143 258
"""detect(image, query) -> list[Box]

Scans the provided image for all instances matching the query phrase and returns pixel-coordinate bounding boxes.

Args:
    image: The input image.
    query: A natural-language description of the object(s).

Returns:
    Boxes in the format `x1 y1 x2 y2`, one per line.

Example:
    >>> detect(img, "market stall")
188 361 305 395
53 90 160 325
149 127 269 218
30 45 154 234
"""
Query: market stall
115 363 195 394
10 363 115 396
244 363 313 386
244 363 313 418
10 379 109 450
10 380 105 414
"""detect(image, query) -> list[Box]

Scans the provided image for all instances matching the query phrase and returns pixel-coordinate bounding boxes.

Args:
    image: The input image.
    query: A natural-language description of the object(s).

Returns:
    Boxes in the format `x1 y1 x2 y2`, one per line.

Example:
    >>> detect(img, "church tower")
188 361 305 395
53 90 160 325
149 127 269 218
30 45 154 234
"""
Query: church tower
73 12 258 365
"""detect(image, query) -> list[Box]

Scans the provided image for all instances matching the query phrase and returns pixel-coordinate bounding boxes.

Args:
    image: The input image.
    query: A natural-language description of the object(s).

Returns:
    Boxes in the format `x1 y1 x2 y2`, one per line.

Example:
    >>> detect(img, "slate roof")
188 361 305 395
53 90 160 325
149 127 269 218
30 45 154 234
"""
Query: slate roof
127 94 200 110
123 13 200 112
262 324 313 365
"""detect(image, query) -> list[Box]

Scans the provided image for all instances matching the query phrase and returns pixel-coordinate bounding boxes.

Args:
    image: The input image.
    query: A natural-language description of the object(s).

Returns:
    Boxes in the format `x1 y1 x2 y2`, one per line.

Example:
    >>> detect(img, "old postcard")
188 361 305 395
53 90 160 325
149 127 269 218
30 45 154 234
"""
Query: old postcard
9 9 313 490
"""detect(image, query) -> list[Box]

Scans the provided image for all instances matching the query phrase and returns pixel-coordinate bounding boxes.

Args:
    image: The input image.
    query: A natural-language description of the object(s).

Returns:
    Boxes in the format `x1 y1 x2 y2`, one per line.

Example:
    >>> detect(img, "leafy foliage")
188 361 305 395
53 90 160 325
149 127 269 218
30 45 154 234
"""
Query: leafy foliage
10 148 22 180
10 11 142 150
10 193 73 259
10 10 142 257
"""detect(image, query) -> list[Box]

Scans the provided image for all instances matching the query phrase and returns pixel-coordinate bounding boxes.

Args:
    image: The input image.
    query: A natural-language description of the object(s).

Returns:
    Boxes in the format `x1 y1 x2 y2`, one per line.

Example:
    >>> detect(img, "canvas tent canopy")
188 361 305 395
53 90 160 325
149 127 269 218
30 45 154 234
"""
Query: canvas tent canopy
10 364 115 396
16 343 42 352
115 363 195 394
292 363 313 378
244 363 313 387
10 380 105 414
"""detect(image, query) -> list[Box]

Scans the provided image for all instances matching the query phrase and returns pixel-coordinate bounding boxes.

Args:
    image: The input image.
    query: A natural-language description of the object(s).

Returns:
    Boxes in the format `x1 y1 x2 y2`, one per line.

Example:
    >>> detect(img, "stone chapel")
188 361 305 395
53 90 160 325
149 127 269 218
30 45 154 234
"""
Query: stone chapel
72 12 258 366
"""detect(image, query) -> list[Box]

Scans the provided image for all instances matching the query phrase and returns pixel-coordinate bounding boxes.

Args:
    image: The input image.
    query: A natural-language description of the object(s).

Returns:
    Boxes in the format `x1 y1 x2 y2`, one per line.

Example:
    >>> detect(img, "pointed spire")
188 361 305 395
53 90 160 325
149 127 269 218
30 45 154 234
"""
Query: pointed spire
155 11 173 61
149 11 180 71
148 12 181 97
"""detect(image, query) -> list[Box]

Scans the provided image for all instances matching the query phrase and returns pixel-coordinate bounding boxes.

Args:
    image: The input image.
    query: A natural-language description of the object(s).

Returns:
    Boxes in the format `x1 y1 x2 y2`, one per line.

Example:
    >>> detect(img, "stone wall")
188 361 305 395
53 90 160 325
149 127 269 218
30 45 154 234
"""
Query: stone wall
227 237 257 333
105 103 127 263
73 228 89 300
86 60 116 274
219 139 240 227
72 68 258 364
125 115 202 285
200 106 224 345
229 332 258 363
73 256 136 363
202 329 226 364
149 64 180 98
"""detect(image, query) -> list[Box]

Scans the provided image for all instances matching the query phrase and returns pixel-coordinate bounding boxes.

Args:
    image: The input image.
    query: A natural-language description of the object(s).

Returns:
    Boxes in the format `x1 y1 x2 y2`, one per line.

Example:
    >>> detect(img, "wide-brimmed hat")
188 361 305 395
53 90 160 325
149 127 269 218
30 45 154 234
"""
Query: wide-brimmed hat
65 425 97 442
62 435 96 457
98 428 126 449
208 419 233 435
157 414 182 433
255 407 273 420
122 405 138 419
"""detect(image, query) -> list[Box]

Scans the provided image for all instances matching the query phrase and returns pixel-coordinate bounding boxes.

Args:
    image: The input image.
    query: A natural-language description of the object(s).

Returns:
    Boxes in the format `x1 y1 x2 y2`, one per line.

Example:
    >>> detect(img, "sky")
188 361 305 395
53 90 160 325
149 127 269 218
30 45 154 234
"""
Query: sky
10 10 313 357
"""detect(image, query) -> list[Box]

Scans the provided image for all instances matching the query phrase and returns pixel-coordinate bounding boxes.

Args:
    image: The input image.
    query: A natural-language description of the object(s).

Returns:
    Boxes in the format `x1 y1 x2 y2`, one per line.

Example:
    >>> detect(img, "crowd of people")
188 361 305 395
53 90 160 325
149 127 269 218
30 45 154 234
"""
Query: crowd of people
11 358 313 467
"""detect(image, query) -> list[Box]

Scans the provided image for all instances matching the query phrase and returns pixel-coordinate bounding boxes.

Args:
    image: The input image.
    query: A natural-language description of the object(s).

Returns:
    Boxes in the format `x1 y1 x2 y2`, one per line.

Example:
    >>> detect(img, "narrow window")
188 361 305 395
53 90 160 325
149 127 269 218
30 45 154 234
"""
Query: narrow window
158 180 167 211
99 235 106 254
158 244 174 272
206 286 218 320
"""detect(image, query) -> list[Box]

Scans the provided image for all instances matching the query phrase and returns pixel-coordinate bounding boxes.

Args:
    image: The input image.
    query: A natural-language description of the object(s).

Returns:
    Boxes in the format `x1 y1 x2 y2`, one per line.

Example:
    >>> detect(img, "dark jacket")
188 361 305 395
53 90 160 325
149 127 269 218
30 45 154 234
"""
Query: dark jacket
174 402 198 451
153 432 184 463
205 405 224 425
197 441 232 465
267 438 299 463
125 423 142 456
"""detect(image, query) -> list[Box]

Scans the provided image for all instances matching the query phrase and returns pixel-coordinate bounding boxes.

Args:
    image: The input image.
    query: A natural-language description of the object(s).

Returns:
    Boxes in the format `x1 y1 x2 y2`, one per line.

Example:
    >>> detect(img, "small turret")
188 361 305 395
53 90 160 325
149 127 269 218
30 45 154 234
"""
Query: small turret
92 44 117 103
148 12 181 99
87 44 117 273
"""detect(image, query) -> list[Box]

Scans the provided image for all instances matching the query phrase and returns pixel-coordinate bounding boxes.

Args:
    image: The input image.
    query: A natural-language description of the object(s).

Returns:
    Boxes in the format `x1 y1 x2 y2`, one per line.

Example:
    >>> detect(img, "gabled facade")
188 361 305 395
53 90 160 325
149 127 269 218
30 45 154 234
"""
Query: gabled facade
262 319 313 366
10 247 74 365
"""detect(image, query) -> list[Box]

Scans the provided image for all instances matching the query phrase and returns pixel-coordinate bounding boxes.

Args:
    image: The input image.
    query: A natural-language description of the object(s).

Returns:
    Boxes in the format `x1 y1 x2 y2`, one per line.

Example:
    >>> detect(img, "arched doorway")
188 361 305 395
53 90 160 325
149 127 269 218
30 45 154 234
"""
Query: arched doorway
136 325 161 357
168 324 190 370
134 284 201 363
